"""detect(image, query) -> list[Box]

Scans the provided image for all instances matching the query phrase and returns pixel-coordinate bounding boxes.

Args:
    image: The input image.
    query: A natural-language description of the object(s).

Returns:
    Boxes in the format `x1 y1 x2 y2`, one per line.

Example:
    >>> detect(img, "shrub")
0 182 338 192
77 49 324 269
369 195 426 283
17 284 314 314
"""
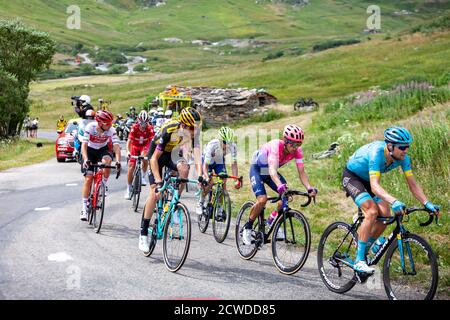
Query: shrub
312 39 360 52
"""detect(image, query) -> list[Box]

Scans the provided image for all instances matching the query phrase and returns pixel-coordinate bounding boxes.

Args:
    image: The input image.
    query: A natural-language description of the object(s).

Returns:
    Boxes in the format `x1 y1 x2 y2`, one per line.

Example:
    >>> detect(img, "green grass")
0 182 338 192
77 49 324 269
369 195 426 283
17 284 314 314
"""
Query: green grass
29 31 450 129
0 138 54 171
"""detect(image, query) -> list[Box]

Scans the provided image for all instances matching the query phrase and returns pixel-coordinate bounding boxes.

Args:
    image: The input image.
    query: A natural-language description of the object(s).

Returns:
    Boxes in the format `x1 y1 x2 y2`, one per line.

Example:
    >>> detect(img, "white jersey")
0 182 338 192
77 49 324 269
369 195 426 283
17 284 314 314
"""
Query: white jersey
83 122 120 149
78 119 94 142
203 139 237 164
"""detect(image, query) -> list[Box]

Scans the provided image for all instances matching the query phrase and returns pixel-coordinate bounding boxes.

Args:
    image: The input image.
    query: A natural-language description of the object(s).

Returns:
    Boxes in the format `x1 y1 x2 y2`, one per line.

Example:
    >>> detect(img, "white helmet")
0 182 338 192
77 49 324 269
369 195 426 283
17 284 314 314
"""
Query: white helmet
165 110 173 117
149 109 157 115
157 111 164 116
79 95 91 106
138 110 149 124
157 107 164 112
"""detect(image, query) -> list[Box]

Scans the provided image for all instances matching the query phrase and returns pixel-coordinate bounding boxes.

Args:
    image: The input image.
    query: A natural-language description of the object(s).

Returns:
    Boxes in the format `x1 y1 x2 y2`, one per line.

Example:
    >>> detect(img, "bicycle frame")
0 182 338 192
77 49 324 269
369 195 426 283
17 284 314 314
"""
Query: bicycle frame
90 167 104 210
334 208 435 275
154 180 182 240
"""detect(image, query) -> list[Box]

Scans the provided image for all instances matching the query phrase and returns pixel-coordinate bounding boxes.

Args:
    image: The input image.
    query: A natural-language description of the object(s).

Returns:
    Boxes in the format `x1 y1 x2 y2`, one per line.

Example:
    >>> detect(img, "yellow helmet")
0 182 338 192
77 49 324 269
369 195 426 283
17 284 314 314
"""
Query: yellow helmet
179 107 202 127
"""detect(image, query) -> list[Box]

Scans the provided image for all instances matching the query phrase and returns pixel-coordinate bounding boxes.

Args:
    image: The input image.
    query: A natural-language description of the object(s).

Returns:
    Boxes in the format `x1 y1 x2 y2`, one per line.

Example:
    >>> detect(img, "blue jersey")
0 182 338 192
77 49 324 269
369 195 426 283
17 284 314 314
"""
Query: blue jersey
346 141 413 181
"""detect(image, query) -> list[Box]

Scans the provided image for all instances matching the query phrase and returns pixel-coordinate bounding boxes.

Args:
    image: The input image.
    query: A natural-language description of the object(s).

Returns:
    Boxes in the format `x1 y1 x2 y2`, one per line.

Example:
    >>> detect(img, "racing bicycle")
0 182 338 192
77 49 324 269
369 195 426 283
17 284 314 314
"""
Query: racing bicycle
198 173 243 243
143 171 201 272
87 163 121 233
317 206 440 300
129 155 148 212
235 190 313 275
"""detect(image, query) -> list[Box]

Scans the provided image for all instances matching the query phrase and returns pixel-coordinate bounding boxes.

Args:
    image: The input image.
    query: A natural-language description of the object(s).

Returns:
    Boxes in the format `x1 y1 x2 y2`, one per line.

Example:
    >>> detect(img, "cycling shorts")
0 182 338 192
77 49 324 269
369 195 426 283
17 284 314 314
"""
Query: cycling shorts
128 144 150 165
83 146 113 175
342 168 383 207
249 164 287 197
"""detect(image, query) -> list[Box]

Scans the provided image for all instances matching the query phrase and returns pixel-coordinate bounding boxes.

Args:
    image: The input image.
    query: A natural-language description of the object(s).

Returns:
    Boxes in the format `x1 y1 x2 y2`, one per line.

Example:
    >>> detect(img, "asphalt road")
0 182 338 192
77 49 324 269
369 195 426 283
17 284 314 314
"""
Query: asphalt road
0 140 388 300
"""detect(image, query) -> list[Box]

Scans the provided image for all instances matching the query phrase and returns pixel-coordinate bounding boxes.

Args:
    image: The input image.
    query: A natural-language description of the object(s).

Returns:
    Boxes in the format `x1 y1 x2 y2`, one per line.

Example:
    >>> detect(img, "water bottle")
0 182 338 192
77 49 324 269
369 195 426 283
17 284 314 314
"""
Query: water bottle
370 237 386 255
265 210 278 227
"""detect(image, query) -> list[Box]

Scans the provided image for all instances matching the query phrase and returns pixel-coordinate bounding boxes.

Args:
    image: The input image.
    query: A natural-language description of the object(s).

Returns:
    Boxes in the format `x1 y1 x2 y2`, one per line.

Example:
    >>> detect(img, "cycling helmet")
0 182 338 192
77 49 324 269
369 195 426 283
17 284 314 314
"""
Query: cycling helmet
217 127 236 143
179 107 202 127
283 124 304 142
85 110 95 118
79 95 91 106
384 126 412 144
165 110 173 117
116 113 123 119
95 110 114 126
157 107 164 112
138 110 149 124
149 109 157 115
129 106 136 112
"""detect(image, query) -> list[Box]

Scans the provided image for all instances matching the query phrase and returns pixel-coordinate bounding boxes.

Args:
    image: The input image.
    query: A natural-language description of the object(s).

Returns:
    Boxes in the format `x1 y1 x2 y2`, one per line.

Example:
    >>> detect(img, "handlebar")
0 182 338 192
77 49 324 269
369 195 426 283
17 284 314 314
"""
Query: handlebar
158 176 202 193
379 206 440 227
269 190 313 208
90 163 121 179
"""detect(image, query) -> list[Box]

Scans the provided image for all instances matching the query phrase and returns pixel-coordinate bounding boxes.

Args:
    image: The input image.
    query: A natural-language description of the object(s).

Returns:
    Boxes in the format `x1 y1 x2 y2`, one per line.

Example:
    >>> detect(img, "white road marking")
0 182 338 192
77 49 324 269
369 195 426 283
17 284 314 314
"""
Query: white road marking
65 183 78 186
34 207 51 211
48 252 74 262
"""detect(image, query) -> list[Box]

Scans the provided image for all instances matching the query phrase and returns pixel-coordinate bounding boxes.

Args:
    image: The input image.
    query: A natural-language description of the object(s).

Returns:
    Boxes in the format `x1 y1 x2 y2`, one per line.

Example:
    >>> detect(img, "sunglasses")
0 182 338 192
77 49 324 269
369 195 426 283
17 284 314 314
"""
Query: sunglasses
286 140 302 148
396 145 410 151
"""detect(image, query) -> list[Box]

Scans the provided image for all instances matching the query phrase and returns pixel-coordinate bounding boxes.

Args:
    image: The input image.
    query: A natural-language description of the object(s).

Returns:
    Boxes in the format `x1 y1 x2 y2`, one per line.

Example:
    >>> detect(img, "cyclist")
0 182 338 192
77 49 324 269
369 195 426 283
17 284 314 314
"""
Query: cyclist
138 107 203 252
124 110 155 199
56 115 67 132
242 124 318 245
343 126 440 274
80 110 121 221
196 126 241 217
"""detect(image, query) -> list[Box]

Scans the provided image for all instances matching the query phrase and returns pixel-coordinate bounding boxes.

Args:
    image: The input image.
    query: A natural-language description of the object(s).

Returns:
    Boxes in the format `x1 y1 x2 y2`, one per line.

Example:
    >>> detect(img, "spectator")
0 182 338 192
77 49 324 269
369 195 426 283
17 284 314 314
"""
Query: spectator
31 117 39 138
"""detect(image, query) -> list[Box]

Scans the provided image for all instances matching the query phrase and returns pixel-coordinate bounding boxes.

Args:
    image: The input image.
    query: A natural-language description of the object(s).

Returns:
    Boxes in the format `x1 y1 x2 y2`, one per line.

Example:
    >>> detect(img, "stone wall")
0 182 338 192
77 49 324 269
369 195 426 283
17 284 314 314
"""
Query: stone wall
167 86 277 125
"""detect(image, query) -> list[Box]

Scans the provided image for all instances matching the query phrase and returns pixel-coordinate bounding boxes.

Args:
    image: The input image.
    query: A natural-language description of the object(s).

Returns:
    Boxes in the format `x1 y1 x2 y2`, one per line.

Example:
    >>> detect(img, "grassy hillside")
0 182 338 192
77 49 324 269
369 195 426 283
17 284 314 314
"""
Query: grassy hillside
29 31 450 129
1 0 449 77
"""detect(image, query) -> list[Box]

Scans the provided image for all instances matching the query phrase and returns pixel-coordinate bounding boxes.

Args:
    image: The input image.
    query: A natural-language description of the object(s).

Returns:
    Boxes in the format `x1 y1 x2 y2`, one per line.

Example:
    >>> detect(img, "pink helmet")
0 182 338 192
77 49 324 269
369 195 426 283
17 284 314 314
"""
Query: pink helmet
283 124 304 142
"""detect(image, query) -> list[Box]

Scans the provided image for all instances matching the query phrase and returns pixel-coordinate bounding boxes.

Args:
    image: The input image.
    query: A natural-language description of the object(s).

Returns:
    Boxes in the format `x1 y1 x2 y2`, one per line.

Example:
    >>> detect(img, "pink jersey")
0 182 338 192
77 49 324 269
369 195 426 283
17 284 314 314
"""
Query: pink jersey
253 139 304 169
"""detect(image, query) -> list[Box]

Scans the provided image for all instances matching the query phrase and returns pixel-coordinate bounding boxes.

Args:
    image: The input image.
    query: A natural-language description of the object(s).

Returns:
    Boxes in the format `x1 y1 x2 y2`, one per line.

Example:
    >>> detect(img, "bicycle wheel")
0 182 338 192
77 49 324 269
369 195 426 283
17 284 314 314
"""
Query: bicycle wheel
132 169 141 212
383 233 438 300
271 209 311 275
142 206 158 257
212 190 232 243
317 221 358 294
163 203 191 272
87 197 94 225
93 182 106 233
197 192 211 233
235 200 259 260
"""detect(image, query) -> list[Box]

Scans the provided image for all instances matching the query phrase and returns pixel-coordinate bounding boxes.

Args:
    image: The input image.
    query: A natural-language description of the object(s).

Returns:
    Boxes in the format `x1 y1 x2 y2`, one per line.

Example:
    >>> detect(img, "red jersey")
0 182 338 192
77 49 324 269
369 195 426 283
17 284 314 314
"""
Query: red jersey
128 123 154 147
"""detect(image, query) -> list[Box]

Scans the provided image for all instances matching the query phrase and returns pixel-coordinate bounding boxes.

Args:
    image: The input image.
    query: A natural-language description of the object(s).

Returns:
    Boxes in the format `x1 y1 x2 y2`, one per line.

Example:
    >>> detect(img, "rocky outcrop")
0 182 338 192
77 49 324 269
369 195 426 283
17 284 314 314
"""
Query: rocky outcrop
166 86 278 125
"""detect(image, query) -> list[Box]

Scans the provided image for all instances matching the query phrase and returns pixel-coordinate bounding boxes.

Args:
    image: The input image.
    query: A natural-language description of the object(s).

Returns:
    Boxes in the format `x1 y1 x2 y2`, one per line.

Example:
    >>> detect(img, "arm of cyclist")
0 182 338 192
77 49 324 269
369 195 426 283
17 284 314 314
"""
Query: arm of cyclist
370 175 405 214
113 143 121 170
81 141 89 169
405 174 440 215
297 165 317 196
231 161 241 189
126 137 132 159
268 163 286 195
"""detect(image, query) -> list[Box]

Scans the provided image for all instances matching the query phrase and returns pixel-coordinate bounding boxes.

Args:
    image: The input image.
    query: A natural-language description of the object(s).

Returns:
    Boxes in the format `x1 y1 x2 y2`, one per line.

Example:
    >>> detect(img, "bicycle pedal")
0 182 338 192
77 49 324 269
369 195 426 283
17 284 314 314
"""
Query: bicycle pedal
355 271 374 284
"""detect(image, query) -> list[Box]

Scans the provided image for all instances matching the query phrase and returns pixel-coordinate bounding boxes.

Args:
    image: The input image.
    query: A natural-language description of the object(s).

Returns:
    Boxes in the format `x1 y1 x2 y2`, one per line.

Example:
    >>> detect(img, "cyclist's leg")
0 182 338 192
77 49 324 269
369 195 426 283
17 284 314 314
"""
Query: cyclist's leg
176 160 189 196
342 169 379 267
247 164 268 225
370 199 391 239
141 145 150 180
127 145 139 186
100 148 113 182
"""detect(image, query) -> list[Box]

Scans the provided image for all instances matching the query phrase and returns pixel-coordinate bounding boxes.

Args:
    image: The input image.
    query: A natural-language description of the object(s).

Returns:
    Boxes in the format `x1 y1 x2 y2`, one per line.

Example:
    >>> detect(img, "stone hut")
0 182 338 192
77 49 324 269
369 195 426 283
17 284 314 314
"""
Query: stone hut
166 86 277 125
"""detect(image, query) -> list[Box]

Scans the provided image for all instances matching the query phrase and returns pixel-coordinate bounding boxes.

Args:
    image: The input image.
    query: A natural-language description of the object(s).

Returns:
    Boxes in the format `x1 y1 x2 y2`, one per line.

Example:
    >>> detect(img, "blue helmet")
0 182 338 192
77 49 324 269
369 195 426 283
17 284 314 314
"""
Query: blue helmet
384 126 412 144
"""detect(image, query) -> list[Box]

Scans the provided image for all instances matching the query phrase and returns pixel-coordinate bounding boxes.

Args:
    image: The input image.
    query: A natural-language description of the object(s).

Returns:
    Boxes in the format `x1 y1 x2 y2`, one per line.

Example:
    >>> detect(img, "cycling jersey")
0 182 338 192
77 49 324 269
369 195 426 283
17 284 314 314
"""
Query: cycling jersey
150 119 200 154
252 139 304 169
83 121 120 150
128 123 154 148
346 141 413 181
78 119 95 143
203 139 237 165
